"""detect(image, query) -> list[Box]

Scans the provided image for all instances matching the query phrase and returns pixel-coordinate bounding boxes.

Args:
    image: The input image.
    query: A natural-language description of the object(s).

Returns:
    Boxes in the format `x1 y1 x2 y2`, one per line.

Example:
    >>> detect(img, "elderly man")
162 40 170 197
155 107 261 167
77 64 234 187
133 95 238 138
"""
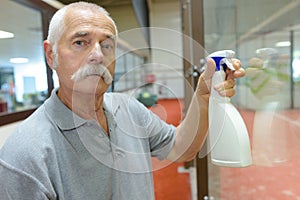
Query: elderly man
0 2 244 200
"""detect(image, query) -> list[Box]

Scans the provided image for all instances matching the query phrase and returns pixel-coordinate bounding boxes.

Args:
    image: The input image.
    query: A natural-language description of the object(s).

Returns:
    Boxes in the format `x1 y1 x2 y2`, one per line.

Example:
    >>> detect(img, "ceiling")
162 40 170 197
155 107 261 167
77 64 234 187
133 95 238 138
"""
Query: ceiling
203 0 300 52
0 0 45 68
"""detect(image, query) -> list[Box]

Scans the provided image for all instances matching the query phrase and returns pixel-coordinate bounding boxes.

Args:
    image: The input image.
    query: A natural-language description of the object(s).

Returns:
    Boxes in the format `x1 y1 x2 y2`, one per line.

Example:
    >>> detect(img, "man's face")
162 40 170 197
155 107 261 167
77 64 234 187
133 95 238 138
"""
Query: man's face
54 9 116 95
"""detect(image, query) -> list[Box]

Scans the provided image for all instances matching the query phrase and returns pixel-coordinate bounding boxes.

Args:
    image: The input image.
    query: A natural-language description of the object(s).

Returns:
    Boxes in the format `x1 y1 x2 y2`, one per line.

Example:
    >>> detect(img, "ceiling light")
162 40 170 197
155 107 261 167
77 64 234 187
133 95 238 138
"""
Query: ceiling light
276 41 291 47
10 58 29 64
0 30 14 39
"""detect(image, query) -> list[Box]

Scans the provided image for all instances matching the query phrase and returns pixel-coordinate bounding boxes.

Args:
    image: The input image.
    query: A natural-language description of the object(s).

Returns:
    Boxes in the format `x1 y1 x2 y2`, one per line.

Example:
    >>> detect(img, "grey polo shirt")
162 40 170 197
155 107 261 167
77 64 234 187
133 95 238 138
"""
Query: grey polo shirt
0 89 176 200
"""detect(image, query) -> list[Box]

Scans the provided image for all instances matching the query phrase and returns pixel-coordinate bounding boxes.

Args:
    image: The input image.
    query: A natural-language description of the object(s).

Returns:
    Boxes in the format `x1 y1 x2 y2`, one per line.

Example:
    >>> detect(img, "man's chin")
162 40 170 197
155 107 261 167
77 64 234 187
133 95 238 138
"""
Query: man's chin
85 75 113 85
73 77 110 94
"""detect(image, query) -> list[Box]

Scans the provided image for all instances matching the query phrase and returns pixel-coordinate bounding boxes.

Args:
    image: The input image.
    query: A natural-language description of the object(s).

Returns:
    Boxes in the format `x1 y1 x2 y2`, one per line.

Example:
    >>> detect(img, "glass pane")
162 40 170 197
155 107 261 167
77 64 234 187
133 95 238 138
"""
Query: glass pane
204 0 300 199
0 0 47 113
114 50 144 92
115 48 126 73
125 53 135 89
293 30 300 108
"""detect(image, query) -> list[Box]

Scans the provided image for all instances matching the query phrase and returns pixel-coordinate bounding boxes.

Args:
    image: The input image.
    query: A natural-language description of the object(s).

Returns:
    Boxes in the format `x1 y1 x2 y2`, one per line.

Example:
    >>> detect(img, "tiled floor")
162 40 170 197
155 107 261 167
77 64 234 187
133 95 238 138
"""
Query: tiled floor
149 99 193 200
152 158 193 200
214 109 300 200
149 99 300 200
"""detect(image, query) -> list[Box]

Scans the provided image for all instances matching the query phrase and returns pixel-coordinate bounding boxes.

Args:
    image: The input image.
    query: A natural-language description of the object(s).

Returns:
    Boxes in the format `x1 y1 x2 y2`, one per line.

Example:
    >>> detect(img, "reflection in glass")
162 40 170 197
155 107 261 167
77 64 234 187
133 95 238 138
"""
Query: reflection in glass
0 0 47 114
245 48 289 167
204 0 300 199
114 50 144 92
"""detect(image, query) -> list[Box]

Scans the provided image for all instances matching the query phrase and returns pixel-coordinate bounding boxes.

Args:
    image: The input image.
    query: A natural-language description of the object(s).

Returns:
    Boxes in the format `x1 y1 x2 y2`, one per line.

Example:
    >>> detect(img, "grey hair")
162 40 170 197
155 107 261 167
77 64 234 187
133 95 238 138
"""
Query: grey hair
47 1 118 53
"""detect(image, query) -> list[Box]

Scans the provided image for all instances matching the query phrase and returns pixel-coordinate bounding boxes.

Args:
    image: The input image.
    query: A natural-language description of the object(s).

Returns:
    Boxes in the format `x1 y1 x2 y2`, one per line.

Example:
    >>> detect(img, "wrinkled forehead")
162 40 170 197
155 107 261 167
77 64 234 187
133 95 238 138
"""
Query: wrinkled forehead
63 8 117 37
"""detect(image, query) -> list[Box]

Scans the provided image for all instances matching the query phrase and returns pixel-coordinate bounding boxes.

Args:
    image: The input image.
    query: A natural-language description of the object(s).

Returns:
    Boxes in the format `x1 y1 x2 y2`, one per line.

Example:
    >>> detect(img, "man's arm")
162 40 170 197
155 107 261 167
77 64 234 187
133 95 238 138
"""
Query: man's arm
167 58 245 162
0 159 54 200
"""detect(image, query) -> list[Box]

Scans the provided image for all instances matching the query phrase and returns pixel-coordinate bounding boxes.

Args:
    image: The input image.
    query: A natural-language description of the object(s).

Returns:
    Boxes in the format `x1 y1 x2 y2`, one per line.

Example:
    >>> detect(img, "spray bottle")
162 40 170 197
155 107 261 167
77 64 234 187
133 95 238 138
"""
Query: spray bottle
207 50 252 167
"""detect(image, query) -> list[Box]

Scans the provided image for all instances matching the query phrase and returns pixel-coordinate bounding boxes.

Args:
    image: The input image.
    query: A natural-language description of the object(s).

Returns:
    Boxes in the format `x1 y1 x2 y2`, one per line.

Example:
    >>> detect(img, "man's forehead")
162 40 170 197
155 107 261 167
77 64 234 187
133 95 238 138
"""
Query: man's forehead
64 8 116 35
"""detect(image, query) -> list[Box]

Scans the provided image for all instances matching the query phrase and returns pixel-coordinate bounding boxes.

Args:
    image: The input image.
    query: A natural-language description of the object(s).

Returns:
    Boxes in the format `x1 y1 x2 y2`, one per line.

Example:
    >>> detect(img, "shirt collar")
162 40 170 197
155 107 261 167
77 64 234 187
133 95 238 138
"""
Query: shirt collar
102 92 121 117
44 89 121 131
45 89 87 130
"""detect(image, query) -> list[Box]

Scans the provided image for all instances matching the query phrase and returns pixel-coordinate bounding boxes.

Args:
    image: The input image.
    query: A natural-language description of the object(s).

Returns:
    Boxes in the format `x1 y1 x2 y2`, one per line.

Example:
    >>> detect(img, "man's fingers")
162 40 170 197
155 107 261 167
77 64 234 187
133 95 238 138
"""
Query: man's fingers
197 58 244 97
214 79 236 91
231 58 242 70
226 59 245 79
218 88 236 97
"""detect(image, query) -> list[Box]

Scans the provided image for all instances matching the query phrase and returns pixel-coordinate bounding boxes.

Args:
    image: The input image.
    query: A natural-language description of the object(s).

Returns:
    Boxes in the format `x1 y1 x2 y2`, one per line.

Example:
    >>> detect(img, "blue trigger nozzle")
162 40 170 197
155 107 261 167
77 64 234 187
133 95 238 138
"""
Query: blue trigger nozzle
211 56 225 71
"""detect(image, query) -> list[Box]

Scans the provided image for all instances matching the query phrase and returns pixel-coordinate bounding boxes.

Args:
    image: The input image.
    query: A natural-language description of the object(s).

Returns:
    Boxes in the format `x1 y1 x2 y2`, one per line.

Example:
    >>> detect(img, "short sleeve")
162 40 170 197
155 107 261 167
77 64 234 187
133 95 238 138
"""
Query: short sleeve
0 159 54 200
127 95 177 160
146 111 176 160
104 93 177 161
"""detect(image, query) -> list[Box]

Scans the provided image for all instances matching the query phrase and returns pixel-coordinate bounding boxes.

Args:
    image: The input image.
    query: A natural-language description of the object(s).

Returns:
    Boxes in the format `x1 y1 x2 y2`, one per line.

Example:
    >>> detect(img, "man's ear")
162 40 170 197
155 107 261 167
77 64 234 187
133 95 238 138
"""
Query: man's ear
44 40 54 69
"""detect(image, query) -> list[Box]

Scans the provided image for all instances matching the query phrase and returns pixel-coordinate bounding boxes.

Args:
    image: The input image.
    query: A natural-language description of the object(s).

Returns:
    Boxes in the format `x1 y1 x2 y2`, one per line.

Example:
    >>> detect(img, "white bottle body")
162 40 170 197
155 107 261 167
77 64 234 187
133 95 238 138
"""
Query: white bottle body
208 71 252 167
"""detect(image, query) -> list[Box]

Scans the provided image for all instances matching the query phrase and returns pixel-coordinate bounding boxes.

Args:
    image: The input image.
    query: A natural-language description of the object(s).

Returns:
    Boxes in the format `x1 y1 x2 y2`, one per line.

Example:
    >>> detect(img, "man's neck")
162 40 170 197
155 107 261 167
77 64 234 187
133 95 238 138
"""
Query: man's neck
57 88 105 121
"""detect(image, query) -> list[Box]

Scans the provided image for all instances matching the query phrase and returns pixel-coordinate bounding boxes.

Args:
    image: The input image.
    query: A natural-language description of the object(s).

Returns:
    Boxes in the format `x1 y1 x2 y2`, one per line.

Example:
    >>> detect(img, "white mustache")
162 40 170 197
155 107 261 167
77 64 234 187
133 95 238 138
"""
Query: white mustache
71 64 113 84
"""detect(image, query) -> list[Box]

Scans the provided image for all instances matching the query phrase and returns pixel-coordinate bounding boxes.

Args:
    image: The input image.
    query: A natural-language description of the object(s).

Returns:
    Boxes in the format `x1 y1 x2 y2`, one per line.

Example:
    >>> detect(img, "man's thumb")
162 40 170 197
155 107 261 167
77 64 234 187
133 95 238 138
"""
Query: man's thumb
196 58 216 94
201 58 216 80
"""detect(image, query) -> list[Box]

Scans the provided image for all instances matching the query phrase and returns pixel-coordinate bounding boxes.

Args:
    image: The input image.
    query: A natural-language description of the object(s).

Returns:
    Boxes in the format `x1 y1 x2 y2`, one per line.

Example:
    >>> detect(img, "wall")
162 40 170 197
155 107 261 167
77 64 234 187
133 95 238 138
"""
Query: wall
149 1 184 99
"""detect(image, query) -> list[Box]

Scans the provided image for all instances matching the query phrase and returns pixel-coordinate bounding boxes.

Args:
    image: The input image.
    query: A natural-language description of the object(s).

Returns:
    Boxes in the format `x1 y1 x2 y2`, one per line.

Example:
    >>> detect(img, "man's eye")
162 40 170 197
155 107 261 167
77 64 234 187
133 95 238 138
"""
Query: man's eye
74 41 85 46
101 44 113 49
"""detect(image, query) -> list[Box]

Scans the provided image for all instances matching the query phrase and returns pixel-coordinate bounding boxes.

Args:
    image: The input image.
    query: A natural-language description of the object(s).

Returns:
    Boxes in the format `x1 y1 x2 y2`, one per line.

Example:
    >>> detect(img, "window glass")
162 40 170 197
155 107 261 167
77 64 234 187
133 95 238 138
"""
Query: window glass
0 0 47 113
204 0 300 199
115 48 126 74
293 30 300 108
114 48 144 92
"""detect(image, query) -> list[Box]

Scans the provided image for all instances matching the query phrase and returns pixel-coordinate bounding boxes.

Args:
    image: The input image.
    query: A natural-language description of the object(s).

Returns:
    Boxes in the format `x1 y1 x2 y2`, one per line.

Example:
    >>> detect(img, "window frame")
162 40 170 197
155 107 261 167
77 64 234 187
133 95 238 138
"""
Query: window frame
0 0 56 126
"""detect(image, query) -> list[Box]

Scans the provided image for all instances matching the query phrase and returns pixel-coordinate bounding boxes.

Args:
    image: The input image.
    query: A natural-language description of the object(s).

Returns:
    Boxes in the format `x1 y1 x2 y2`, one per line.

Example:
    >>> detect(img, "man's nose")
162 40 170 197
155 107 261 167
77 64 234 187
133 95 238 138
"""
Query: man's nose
87 43 104 65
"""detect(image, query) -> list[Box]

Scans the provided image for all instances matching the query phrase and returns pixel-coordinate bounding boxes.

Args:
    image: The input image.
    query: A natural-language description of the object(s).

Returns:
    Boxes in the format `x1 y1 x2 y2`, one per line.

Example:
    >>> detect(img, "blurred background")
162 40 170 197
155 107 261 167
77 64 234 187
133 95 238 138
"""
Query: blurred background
0 0 299 199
